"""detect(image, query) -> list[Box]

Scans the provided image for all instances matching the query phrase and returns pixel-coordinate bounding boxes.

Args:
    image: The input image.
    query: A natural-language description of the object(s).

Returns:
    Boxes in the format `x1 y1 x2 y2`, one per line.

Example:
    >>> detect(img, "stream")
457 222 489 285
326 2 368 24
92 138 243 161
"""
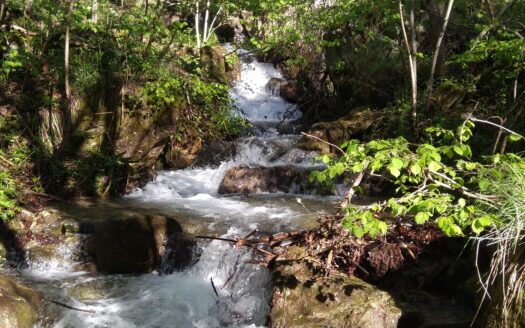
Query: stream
8 50 340 327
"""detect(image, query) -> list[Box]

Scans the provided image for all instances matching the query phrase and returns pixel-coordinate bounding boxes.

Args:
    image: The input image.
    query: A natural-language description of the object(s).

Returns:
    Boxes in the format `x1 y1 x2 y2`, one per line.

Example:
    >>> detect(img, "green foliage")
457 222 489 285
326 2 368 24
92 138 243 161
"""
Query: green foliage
144 75 248 138
310 121 507 238
0 114 41 220
0 171 20 220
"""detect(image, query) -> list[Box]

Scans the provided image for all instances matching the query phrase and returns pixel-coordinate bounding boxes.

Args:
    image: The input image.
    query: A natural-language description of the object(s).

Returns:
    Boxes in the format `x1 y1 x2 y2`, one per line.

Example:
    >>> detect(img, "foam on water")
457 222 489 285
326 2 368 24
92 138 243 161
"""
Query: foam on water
35 233 270 328
231 49 301 122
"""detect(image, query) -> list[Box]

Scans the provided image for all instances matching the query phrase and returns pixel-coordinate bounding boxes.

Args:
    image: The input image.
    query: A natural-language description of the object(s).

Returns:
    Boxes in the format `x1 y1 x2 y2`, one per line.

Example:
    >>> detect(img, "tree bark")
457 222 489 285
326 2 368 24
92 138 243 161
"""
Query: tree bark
205 6 222 43
409 0 417 124
203 0 210 43
195 2 201 48
92 0 98 23
0 0 5 23
399 1 417 128
425 0 455 112
64 0 73 133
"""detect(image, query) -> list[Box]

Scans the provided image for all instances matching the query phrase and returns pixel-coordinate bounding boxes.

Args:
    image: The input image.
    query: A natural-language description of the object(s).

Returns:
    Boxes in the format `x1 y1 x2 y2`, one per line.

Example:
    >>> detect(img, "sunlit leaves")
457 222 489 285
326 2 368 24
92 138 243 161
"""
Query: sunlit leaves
309 121 510 238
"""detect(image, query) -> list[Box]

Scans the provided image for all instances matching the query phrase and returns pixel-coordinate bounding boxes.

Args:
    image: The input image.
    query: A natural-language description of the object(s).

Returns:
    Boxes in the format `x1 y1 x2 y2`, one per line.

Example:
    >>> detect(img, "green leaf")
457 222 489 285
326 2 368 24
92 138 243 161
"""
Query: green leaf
415 212 430 224
371 160 383 172
457 198 466 208
453 145 464 156
352 226 365 238
377 221 388 234
508 134 522 142
334 162 345 175
388 166 401 178
410 164 422 175
478 215 492 226
471 219 485 234
428 161 441 172
390 157 404 170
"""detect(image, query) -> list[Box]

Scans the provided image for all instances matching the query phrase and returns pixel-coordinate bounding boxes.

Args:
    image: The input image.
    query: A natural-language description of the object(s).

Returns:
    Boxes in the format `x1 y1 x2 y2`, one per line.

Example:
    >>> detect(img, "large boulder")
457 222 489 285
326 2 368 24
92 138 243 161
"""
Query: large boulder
270 246 402 327
0 275 43 328
298 109 380 153
218 166 321 194
84 214 194 274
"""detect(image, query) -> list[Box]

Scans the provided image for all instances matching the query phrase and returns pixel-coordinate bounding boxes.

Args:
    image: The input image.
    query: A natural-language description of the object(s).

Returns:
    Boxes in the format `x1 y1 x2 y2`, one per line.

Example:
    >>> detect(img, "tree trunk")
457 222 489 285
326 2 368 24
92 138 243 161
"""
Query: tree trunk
195 2 201 48
92 0 98 23
0 0 5 23
205 6 222 44
203 0 210 43
426 0 455 112
409 0 417 125
399 1 417 130
64 0 73 134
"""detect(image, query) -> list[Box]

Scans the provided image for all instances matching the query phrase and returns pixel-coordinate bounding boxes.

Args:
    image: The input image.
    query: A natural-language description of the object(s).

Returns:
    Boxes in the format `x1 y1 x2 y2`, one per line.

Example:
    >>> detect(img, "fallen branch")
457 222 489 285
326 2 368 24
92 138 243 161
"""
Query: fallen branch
300 132 345 155
0 24 37 35
46 298 97 314
0 153 15 167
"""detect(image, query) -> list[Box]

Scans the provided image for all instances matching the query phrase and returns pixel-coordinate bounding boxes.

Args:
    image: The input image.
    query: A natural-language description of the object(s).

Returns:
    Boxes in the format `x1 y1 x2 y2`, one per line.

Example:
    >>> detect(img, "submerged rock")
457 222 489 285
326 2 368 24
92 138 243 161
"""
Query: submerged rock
0 275 42 328
270 246 401 328
84 214 195 274
218 166 322 194
298 108 380 153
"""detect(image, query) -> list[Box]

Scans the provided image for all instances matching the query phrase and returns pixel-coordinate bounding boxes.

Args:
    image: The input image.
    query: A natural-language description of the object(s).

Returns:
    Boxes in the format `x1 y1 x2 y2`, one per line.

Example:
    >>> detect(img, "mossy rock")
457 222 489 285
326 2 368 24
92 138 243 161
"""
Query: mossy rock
200 45 228 83
298 109 380 153
270 246 401 328
0 275 43 328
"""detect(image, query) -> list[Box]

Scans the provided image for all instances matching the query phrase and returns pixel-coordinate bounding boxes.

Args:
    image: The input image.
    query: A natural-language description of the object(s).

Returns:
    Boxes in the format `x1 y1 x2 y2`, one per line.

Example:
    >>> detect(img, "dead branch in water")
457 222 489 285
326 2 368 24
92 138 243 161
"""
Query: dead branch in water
195 231 304 265
46 298 97 314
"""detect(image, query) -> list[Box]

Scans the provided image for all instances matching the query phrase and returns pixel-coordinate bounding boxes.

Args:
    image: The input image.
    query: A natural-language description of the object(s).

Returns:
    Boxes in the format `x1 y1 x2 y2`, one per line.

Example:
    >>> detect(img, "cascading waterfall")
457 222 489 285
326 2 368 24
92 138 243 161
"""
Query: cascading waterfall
16 49 334 328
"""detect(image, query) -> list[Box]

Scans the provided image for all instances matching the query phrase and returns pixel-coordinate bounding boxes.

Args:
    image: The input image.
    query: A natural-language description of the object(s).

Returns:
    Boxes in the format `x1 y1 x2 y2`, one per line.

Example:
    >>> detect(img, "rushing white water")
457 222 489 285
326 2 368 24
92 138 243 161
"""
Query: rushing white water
23 231 269 328
231 49 301 123
16 49 333 328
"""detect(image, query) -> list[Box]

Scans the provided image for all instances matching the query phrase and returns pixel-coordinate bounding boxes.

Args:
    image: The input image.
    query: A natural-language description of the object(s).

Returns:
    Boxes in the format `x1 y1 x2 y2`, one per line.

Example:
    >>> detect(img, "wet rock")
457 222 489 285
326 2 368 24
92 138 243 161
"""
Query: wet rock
270 246 401 328
0 274 43 328
218 166 319 194
298 108 381 153
266 78 298 103
84 214 195 274
162 133 204 170
266 78 288 96
194 140 236 167
280 80 298 103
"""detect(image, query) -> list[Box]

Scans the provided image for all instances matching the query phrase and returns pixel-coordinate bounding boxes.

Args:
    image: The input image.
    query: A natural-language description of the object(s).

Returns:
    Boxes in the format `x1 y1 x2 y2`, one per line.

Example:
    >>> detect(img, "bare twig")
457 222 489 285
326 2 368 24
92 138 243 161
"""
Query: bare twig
195 235 238 243
210 278 219 299
0 153 15 167
300 132 345 155
470 117 525 140
341 163 369 208
47 298 97 314
428 173 497 204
